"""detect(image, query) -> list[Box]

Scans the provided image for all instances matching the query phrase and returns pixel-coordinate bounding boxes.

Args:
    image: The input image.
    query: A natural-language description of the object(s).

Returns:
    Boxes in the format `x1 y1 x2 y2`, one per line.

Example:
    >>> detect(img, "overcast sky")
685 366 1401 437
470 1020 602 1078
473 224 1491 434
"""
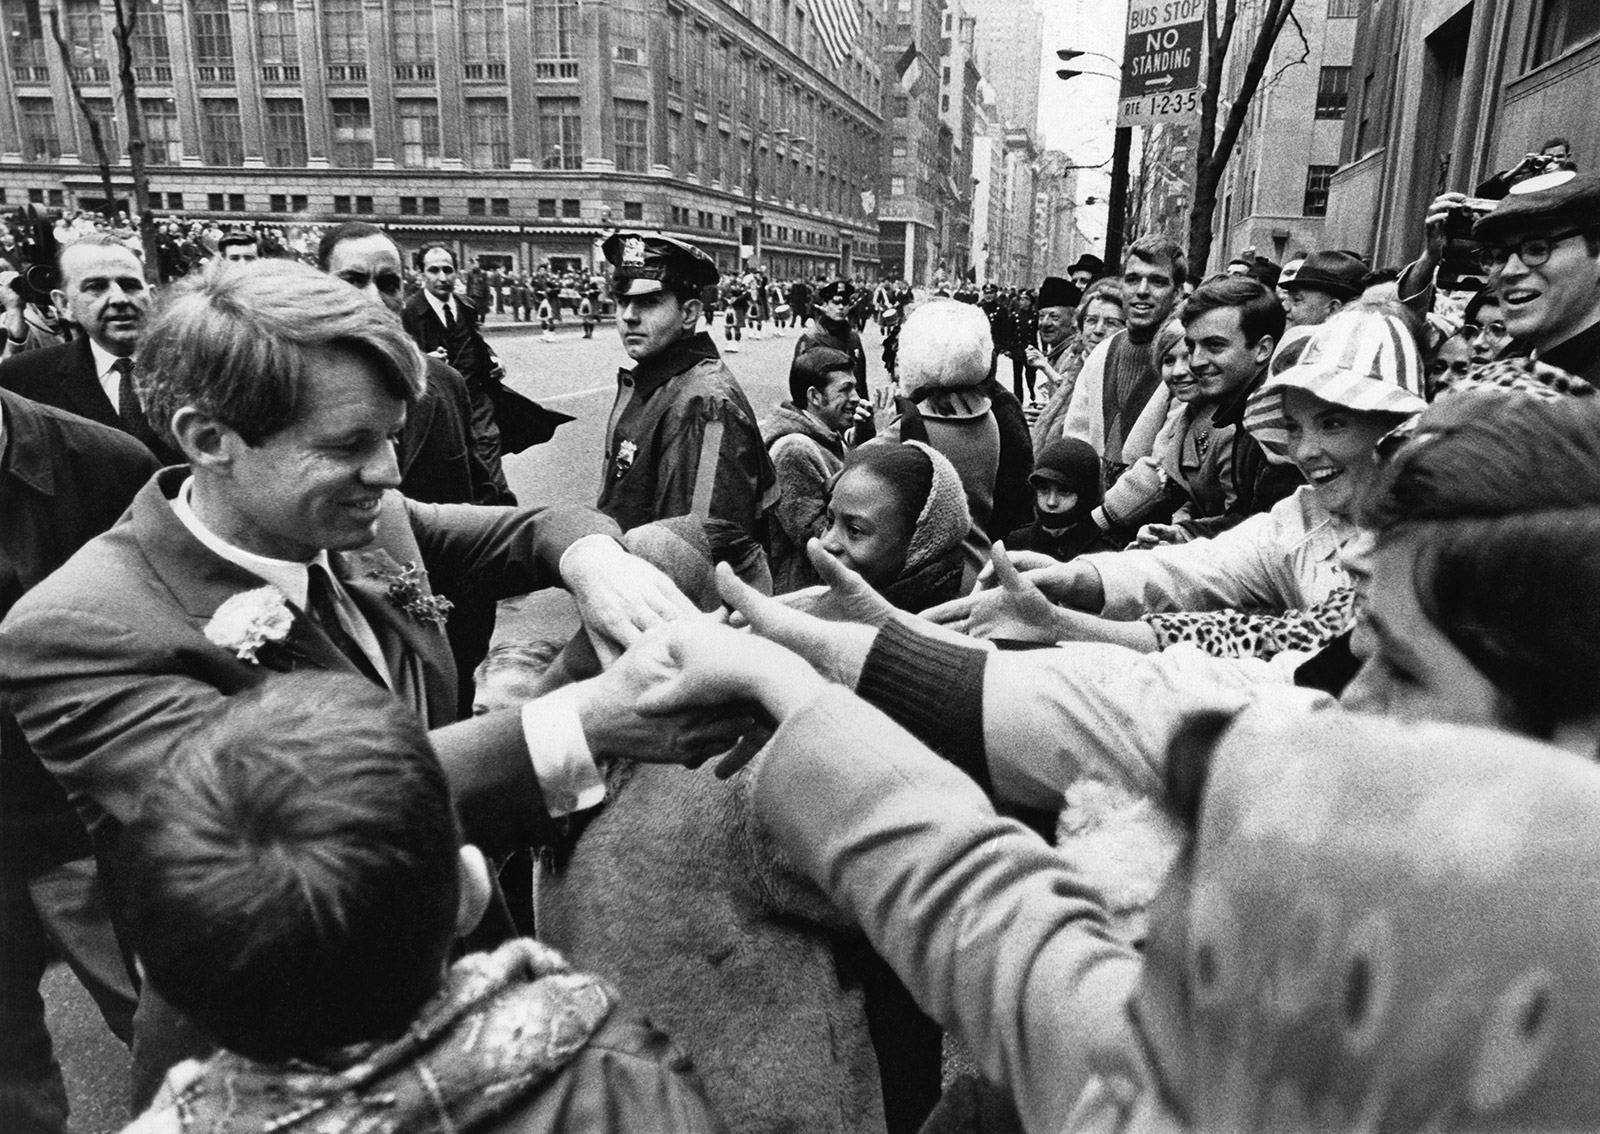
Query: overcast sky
1035 0 1129 249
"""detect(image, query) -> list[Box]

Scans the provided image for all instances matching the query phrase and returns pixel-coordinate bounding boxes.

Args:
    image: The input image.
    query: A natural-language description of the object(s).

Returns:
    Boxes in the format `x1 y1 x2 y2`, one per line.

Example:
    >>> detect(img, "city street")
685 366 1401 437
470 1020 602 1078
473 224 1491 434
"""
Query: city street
44 306 899 1134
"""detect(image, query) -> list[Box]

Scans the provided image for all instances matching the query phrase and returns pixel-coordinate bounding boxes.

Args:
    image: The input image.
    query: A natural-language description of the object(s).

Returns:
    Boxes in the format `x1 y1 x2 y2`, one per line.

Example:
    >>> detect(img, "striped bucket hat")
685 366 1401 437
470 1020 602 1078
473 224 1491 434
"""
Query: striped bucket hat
1244 307 1428 458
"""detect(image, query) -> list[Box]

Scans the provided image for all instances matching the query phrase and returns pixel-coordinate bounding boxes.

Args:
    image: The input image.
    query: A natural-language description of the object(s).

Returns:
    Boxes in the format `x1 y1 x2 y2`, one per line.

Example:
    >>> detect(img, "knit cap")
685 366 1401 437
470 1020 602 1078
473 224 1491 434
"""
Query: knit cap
1028 437 1102 502
1244 307 1427 458
900 441 972 575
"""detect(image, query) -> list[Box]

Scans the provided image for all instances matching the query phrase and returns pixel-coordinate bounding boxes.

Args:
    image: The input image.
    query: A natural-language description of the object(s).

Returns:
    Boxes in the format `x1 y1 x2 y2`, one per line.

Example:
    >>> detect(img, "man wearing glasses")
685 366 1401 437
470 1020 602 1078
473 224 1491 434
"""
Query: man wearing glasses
1471 169 1600 383
318 222 511 716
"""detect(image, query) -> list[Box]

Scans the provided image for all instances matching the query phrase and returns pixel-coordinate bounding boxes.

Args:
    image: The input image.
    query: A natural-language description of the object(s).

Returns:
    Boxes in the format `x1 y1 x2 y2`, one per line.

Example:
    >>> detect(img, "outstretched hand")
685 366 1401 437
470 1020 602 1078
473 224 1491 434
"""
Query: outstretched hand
715 542 881 687
562 535 700 665
628 619 828 777
932 542 1067 643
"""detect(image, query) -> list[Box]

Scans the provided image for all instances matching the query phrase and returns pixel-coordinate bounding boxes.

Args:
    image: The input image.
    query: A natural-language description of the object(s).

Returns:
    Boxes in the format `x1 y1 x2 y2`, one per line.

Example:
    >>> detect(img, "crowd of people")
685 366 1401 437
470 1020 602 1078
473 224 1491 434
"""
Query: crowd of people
2 150 1600 1134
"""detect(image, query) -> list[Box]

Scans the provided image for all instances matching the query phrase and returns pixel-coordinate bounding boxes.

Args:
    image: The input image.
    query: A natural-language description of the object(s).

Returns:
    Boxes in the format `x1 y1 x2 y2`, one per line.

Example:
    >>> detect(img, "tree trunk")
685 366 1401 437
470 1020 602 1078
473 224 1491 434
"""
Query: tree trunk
49 8 117 221
112 0 160 280
1187 0 1297 275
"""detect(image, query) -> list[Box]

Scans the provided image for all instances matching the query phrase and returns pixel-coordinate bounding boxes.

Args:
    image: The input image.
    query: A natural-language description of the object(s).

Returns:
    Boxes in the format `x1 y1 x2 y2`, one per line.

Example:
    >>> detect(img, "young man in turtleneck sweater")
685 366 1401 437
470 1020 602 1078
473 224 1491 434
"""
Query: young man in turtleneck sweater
1060 234 1185 489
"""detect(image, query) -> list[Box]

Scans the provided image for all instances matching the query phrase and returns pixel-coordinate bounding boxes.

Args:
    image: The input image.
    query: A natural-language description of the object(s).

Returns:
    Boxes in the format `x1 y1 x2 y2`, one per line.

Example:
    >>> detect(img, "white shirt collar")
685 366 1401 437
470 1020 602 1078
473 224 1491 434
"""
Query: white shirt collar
423 289 456 324
170 475 328 610
90 339 134 409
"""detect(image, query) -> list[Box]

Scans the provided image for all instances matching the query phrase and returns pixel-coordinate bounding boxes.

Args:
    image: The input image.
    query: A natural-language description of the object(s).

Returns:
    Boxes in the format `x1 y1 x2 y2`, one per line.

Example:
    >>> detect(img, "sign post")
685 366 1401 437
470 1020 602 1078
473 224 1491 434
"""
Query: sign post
1118 0 1205 126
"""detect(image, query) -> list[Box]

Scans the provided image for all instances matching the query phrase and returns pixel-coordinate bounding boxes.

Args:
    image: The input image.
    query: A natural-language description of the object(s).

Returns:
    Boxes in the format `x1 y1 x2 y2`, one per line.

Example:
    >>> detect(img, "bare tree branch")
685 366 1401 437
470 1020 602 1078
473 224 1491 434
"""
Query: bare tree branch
112 0 160 278
49 5 117 220
1270 10 1311 86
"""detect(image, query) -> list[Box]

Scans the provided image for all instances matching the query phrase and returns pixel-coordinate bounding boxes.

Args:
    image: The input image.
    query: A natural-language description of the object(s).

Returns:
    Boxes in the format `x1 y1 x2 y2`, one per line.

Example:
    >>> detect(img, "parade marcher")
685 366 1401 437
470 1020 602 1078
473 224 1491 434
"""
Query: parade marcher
597 232 776 544
579 285 598 339
721 277 748 354
1005 289 1040 403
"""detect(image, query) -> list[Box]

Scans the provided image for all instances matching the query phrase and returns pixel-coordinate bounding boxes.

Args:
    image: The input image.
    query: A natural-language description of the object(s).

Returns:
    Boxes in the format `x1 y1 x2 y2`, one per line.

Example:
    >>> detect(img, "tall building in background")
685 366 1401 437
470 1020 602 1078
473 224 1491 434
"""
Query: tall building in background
936 0 979 279
878 0 945 282
0 0 884 278
968 0 1041 140
1207 0 1356 272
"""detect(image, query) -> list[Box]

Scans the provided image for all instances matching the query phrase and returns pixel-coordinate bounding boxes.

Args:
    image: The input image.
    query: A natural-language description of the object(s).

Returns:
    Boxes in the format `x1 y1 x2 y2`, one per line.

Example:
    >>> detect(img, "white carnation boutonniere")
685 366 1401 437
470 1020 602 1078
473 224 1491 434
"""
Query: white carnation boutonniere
204 585 294 663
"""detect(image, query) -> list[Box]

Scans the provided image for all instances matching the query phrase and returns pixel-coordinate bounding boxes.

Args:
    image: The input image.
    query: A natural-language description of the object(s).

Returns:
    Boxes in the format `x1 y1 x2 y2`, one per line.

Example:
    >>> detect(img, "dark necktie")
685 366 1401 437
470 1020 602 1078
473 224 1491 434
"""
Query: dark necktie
442 300 458 334
113 357 144 432
306 564 385 687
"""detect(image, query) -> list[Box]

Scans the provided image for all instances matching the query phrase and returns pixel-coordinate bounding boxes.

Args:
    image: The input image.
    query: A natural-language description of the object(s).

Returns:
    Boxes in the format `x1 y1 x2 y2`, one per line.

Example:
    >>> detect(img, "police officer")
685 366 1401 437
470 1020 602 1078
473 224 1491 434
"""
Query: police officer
598 232 775 543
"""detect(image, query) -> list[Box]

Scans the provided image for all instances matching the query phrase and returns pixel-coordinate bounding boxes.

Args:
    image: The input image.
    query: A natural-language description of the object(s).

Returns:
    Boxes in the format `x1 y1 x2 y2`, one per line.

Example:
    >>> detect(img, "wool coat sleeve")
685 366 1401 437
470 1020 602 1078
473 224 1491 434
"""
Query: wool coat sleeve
766 435 835 550
748 686 1145 1134
652 395 769 534
1061 336 1113 450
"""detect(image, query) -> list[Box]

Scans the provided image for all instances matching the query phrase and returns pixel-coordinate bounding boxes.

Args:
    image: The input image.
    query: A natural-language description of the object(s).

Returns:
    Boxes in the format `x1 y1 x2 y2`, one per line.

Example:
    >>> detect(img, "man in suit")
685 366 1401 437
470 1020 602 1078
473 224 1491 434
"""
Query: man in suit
319 221 512 719
0 234 182 465
401 243 508 493
1 389 155 1134
0 261 747 1104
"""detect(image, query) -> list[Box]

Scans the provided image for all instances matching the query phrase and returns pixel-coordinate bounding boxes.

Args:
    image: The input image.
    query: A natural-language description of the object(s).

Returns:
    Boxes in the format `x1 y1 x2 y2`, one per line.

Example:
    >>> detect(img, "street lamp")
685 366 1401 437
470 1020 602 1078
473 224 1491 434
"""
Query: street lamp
1055 47 1131 271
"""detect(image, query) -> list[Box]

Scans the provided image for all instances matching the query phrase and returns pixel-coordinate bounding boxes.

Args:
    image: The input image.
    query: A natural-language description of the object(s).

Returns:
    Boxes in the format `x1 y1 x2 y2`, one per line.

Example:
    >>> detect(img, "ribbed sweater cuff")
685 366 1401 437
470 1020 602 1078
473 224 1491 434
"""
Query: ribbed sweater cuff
857 617 991 791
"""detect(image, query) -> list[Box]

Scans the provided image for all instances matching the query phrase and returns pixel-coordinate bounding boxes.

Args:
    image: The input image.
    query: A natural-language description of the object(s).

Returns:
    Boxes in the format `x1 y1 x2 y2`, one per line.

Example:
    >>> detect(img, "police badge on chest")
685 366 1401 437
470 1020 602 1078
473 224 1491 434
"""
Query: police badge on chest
613 439 638 479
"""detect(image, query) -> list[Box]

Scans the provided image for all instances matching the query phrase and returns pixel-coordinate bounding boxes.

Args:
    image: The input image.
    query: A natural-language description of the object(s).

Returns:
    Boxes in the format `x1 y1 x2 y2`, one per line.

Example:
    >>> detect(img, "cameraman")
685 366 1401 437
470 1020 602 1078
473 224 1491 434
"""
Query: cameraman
0 270 65 361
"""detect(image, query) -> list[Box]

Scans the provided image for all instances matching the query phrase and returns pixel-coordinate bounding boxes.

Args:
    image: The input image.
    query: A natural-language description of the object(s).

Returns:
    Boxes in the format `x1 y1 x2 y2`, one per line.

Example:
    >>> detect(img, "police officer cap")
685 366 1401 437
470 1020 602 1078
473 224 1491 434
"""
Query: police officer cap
816 279 856 303
1475 169 1600 244
602 231 719 297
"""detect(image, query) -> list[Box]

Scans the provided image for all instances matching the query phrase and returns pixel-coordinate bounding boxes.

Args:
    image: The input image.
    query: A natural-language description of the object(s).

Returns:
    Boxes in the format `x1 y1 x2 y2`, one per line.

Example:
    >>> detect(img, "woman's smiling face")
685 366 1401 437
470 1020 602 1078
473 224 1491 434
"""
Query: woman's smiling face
1280 387 1398 519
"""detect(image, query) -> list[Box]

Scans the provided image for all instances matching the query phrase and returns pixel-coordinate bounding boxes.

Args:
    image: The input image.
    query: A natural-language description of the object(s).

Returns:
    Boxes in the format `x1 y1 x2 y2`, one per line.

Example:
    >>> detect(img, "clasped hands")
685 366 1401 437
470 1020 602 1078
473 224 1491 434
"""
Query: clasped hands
578 539 889 778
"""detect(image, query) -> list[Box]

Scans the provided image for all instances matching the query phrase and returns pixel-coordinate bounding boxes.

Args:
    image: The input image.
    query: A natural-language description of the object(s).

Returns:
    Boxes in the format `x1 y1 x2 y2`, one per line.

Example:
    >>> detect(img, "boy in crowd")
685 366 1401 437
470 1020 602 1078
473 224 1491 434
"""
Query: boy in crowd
117 673 724 1134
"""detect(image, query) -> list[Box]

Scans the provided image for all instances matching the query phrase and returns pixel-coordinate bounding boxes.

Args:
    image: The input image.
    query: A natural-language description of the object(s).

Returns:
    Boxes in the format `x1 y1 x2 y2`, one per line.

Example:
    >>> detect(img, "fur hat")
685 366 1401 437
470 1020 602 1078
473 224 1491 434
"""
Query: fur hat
897 299 993 398
900 441 972 576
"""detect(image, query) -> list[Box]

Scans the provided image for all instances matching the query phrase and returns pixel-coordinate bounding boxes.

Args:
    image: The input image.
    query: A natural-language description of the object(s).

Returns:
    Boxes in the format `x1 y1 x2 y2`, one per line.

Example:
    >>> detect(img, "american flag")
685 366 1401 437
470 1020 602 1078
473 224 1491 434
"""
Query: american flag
811 0 862 67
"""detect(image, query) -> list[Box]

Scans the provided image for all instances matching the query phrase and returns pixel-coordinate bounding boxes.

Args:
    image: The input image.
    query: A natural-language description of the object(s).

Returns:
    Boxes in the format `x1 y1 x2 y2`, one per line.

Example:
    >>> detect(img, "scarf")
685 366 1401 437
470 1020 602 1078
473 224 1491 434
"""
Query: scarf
155 940 615 1134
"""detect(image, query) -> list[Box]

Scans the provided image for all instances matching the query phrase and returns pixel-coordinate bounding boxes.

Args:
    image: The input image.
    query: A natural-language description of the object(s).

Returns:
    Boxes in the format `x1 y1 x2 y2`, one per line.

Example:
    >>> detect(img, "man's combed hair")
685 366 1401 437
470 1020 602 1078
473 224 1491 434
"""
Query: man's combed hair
136 259 424 446
316 221 391 270
117 674 463 1062
1124 233 1188 291
1179 275 1286 347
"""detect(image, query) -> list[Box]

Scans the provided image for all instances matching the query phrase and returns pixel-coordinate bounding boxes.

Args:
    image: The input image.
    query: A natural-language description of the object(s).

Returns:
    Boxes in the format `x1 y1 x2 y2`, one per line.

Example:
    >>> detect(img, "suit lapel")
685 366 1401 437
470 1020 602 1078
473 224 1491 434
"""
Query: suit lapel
336 547 455 726
59 340 119 429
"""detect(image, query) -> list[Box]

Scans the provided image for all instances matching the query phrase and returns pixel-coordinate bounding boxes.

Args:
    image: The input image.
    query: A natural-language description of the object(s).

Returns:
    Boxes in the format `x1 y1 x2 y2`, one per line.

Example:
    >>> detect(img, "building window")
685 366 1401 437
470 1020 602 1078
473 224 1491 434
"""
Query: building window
400 195 418 215
422 197 440 213
230 193 246 211
533 0 579 61
330 98 374 167
1327 0 1359 15
323 0 366 79
666 109 683 170
466 97 511 168
263 98 308 166
334 195 350 212
6 1 49 83
1529 0 1600 68
399 99 441 168
691 121 706 178
538 198 556 218
490 197 510 216
75 98 118 161
614 98 649 173
190 0 234 82
666 6 683 93
623 201 643 221
1303 164 1336 216
255 0 300 81
142 98 180 165
209 192 226 210
562 198 581 217
166 192 183 209
890 175 906 196
391 0 436 80
62 0 108 82
199 98 244 165
131 0 171 81
462 0 507 79
613 0 646 63
469 197 487 216
19 97 59 161
537 97 582 168
1315 66 1350 119
692 24 708 101
891 96 909 119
